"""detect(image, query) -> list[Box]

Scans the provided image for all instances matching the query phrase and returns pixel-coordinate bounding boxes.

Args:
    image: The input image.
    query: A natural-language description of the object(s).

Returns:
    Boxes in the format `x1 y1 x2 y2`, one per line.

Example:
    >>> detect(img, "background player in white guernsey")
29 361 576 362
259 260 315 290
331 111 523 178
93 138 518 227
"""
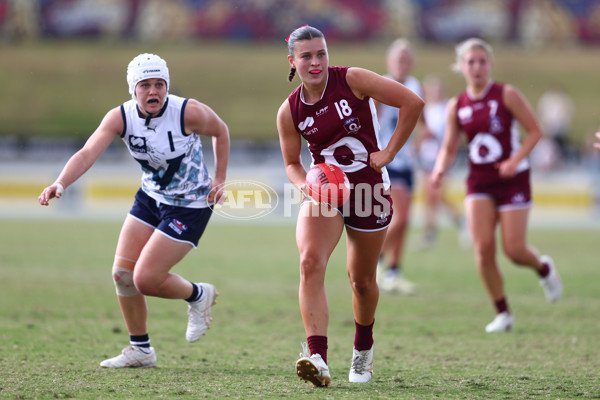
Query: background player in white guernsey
418 76 468 250
431 38 562 333
38 53 230 367
375 38 430 294
277 25 423 385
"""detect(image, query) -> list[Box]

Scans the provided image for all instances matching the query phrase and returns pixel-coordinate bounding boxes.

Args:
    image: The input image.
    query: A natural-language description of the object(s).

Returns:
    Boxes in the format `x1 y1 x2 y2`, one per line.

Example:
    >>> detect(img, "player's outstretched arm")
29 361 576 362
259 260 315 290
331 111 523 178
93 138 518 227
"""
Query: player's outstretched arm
38 107 123 206
184 99 230 204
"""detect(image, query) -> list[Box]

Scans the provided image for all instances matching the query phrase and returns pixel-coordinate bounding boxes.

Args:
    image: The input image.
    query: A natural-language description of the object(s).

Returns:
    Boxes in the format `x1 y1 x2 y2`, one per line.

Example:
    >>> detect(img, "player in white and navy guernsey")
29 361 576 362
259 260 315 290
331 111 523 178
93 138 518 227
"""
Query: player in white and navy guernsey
375 38 429 295
277 25 423 386
120 94 212 208
418 76 466 249
431 38 562 333
39 53 230 367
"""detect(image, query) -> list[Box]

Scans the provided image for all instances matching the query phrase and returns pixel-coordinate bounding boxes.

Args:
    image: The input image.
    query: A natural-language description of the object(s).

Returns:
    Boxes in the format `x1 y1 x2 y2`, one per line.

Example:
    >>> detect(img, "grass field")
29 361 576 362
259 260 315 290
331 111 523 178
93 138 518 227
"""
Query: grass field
3 40 600 145
1 220 598 399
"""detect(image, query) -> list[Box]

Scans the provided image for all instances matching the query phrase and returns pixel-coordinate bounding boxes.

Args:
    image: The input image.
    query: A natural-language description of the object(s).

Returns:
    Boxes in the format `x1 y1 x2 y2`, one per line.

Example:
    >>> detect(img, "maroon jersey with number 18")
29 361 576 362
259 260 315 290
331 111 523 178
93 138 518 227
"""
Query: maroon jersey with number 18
287 66 390 191
287 66 392 230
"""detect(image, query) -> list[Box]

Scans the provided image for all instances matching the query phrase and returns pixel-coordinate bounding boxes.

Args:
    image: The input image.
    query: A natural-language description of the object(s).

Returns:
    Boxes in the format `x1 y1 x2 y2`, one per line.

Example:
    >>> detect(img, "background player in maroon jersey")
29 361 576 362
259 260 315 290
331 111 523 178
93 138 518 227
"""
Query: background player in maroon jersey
431 38 562 333
277 25 423 385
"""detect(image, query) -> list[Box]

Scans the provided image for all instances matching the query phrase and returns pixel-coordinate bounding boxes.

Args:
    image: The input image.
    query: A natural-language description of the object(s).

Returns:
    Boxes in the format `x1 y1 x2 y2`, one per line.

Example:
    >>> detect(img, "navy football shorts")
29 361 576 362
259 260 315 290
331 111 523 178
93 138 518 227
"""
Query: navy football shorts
386 167 414 191
128 189 212 248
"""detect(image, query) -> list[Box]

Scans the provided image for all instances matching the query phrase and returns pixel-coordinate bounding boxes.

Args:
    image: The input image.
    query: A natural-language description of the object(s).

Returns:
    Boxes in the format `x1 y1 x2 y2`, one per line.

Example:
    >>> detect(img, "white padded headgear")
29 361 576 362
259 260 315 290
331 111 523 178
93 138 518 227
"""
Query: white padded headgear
126 53 170 101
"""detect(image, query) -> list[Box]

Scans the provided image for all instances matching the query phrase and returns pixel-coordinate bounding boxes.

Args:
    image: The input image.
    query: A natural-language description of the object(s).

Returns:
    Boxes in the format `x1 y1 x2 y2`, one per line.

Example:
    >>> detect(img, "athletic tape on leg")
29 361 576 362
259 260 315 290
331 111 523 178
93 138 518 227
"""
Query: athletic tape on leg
112 265 139 297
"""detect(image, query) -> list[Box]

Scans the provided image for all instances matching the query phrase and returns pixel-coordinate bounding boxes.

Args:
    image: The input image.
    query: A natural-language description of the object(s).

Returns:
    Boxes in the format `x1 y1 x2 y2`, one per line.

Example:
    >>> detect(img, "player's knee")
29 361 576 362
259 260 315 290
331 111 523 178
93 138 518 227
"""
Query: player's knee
473 238 494 257
132 274 159 296
299 254 326 281
349 276 372 296
112 265 139 297
503 245 527 265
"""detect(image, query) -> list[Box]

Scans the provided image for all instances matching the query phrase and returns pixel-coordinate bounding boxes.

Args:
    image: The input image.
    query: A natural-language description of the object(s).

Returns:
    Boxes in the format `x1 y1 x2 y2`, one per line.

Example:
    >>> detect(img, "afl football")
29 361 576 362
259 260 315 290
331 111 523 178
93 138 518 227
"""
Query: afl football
305 163 351 206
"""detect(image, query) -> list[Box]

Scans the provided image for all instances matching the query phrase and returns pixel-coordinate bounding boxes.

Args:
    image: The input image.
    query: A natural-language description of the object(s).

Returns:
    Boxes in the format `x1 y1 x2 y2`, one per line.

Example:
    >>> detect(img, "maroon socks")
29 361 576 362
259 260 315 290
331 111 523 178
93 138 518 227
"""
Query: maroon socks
354 320 374 351
307 320 375 363
494 297 509 314
537 261 551 278
307 335 328 364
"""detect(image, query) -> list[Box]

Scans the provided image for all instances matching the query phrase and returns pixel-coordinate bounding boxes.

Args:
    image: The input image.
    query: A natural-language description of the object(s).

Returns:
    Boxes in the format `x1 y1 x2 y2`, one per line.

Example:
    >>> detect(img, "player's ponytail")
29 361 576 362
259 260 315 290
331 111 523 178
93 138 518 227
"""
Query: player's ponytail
288 67 296 82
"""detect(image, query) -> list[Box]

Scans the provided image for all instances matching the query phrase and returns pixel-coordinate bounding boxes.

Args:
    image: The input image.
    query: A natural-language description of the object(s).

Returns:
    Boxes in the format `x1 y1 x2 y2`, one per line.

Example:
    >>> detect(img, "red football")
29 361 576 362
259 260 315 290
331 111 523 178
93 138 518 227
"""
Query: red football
305 163 351 206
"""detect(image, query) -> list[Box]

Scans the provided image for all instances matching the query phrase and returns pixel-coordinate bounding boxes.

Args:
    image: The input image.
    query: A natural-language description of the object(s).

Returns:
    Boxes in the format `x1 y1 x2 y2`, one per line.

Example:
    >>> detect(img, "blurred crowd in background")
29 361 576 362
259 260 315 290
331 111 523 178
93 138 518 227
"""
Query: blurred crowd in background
1 0 599 173
2 0 600 45
0 0 598 221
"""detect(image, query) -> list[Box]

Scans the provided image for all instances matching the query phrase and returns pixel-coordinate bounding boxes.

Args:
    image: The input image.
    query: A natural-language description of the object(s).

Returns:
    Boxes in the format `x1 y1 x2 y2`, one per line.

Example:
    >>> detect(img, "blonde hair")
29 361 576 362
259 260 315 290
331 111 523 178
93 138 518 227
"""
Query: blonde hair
451 37 493 73
387 38 415 62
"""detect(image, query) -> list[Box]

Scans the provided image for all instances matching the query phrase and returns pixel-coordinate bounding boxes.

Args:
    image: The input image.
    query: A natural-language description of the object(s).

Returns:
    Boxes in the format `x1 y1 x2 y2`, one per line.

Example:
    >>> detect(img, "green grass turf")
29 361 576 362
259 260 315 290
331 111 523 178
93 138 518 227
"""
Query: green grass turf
0 220 598 399
3 40 600 145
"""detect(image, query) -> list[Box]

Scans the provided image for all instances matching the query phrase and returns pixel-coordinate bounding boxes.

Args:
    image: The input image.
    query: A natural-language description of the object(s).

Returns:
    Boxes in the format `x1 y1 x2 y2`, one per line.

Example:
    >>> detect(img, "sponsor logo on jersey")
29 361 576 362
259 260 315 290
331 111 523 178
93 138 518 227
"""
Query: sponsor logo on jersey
343 117 361 134
168 219 188 235
303 127 318 136
458 106 473 122
298 116 315 131
316 106 329 117
129 136 148 153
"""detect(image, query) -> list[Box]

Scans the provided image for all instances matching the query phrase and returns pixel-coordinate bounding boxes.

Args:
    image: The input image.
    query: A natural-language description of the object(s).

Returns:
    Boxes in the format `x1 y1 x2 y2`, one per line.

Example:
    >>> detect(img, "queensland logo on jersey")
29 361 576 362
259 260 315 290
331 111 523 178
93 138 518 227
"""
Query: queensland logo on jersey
343 117 361 134
168 219 188 235
490 116 503 134
458 106 473 123
129 136 148 154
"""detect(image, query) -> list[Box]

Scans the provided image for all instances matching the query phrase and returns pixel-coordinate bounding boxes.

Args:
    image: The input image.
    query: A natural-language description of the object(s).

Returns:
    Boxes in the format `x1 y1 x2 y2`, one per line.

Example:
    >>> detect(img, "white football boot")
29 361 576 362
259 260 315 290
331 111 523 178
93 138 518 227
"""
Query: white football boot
379 270 417 295
296 342 331 387
186 282 218 343
349 345 374 383
485 311 514 333
539 255 563 303
100 346 156 368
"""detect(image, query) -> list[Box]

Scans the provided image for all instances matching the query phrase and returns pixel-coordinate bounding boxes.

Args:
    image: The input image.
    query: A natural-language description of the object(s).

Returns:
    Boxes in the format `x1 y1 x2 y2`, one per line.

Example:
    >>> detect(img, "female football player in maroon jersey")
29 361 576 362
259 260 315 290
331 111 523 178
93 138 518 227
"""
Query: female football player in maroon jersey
277 25 423 386
431 38 563 333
